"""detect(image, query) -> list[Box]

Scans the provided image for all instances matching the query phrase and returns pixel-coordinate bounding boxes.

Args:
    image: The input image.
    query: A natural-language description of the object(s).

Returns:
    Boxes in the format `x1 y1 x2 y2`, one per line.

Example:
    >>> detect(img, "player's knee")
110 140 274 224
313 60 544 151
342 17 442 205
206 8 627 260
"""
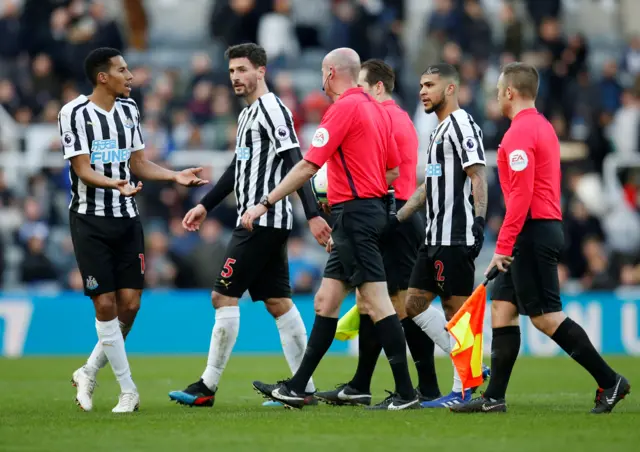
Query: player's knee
405 289 430 318
92 292 118 320
264 298 293 318
211 291 238 310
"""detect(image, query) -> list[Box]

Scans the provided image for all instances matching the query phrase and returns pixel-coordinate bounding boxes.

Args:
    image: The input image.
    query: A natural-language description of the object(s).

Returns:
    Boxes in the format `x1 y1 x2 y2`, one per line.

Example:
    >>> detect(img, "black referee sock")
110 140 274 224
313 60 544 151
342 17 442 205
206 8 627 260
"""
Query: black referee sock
349 315 382 394
551 317 617 389
484 326 520 400
401 317 440 398
375 314 415 400
287 315 338 394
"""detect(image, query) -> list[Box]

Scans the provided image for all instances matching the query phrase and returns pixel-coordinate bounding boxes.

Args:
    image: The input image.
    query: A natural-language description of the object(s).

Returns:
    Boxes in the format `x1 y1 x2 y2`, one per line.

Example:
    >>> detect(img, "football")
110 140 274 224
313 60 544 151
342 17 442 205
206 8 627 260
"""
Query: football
311 164 328 205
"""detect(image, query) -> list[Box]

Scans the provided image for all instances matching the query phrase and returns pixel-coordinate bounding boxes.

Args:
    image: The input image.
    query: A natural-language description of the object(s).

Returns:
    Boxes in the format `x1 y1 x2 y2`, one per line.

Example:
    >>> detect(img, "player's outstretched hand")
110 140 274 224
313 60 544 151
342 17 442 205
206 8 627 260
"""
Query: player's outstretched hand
182 204 207 232
175 167 210 187
485 253 513 275
241 205 268 231
308 216 332 246
115 180 142 197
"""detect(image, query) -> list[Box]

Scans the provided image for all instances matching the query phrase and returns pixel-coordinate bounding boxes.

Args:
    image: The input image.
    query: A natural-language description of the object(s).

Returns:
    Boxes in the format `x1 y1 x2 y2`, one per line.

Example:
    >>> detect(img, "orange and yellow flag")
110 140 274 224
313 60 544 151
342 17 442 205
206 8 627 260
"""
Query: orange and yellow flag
446 283 487 393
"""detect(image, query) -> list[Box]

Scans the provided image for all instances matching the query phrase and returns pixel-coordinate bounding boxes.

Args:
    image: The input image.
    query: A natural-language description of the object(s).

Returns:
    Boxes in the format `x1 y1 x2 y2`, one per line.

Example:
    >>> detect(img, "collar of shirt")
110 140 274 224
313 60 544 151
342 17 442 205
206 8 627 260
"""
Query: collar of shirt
381 99 396 107
337 86 366 101
512 107 538 122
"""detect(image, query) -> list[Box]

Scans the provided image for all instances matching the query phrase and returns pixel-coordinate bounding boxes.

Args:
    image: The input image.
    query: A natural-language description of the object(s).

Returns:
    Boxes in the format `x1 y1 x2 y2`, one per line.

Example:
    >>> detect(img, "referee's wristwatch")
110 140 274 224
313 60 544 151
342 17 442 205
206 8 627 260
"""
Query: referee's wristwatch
259 195 273 209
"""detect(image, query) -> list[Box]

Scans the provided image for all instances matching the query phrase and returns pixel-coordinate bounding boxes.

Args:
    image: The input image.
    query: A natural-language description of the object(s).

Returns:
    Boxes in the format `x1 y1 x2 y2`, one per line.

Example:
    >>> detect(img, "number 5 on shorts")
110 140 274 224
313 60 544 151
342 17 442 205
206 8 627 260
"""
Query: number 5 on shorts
221 258 236 278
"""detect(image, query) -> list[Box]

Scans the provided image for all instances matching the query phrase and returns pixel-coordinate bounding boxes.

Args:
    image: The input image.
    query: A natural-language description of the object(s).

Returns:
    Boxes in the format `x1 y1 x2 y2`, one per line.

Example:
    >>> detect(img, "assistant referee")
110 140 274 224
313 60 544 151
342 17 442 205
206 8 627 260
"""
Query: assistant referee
244 47 420 411
452 62 630 414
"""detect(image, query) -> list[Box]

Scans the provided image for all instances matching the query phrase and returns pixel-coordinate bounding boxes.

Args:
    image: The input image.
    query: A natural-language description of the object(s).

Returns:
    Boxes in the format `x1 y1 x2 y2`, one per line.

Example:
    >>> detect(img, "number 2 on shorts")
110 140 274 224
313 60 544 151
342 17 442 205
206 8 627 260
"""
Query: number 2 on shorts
434 260 445 282
221 258 237 278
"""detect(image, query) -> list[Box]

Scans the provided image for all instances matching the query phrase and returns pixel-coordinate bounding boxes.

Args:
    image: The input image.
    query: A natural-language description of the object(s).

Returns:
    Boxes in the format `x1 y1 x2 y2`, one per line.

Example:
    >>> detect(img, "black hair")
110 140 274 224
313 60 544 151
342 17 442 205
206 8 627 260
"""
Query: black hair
224 43 268 68
84 47 122 86
422 63 460 85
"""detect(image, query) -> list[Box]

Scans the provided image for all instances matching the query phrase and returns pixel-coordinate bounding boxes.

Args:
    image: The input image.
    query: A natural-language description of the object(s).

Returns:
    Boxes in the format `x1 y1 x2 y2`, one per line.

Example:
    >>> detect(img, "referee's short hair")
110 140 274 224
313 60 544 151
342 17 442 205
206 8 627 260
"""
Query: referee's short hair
422 63 460 85
361 59 395 93
225 43 268 68
84 47 122 86
501 62 539 100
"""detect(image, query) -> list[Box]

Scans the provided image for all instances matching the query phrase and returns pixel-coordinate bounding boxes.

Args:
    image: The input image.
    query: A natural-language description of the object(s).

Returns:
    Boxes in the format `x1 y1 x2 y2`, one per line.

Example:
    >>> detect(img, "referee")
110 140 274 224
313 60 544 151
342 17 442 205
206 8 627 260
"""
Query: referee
246 47 420 410
452 62 630 414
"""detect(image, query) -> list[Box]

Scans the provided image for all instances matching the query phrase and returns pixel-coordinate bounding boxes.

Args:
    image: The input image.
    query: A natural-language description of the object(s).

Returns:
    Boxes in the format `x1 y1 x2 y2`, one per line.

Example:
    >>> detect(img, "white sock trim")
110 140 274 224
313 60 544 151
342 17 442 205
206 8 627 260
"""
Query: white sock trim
201 306 240 391
276 305 315 393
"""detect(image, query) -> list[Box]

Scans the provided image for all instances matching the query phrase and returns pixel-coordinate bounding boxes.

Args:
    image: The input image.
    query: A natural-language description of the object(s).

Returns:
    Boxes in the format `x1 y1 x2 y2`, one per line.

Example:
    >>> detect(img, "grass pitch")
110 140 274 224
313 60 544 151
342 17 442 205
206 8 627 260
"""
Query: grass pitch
0 355 638 451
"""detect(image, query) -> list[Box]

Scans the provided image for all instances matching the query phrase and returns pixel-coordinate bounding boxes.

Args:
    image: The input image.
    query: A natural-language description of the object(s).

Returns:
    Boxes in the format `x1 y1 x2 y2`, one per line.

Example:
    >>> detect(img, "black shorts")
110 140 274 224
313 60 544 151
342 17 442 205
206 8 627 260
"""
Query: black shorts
324 198 387 288
490 220 564 316
213 225 291 302
69 211 145 297
408 244 475 299
382 200 424 295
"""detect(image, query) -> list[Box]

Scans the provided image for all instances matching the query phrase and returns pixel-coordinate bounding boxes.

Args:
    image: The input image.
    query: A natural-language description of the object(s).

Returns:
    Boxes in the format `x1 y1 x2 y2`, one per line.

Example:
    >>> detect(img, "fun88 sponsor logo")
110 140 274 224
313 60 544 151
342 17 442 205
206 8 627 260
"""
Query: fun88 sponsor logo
90 139 131 164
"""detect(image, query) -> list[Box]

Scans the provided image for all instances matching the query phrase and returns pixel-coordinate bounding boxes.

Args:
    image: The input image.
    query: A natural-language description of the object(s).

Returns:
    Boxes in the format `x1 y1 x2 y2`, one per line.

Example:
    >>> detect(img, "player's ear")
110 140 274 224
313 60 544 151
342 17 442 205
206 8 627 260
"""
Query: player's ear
257 66 266 80
98 72 108 85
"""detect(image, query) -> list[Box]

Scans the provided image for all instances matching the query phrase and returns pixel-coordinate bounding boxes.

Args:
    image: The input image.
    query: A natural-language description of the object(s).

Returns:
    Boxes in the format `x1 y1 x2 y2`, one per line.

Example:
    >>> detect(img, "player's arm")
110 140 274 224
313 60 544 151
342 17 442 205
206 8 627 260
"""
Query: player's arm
396 183 426 222
281 147 322 220
495 137 536 256
59 110 140 195
199 155 236 212
465 164 488 219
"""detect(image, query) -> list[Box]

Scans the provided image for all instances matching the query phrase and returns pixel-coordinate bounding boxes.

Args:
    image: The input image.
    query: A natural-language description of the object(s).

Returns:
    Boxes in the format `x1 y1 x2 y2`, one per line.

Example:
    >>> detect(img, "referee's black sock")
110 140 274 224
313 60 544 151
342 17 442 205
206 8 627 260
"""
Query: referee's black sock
375 314 415 400
349 314 381 393
483 326 520 400
287 315 338 394
551 317 617 389
401 317 440 398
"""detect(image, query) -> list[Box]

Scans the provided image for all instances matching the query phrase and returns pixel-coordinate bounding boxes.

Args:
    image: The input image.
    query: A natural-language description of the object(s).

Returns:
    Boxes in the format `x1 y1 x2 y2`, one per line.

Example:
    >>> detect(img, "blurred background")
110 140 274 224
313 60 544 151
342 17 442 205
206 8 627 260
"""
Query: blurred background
0 0 639 296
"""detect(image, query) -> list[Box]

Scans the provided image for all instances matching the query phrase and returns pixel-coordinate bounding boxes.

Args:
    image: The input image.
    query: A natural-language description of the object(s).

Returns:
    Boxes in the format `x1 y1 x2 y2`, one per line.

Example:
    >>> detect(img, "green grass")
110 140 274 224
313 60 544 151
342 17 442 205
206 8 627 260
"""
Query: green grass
0 355 638 451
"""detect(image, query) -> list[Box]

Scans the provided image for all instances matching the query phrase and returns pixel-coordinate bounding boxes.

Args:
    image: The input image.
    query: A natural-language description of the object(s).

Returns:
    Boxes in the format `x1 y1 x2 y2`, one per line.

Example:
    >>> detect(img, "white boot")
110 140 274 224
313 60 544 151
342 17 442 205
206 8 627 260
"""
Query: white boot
112 391 140 413
72 367 96 411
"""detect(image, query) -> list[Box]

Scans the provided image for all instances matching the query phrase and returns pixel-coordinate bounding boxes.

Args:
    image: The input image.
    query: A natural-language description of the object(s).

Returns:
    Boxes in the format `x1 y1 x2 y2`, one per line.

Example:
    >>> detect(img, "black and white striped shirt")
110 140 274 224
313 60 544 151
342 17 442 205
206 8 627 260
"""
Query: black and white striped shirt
234 92 298 230
424 109 485 246
58 95 144 218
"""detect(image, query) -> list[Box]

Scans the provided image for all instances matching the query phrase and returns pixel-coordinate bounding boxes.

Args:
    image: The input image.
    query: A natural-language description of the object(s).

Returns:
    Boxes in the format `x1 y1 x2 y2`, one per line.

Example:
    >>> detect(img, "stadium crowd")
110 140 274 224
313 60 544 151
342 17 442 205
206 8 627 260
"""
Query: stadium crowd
0 0 639 293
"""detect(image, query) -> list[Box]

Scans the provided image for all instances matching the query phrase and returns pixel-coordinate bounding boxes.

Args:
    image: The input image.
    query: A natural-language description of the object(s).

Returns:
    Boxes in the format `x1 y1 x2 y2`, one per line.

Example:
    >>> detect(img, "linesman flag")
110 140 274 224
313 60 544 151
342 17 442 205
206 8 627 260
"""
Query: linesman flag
446 267 500 392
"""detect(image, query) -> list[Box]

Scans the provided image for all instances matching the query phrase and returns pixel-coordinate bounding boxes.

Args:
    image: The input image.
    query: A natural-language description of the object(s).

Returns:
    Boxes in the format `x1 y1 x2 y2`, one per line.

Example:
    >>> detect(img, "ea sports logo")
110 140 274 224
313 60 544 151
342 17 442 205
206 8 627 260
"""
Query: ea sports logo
509 150 528 172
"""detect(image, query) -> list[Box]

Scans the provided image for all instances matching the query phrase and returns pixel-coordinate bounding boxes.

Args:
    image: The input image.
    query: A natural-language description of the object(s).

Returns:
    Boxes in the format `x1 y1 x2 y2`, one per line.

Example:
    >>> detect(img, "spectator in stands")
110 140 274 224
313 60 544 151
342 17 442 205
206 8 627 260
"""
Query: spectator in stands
19 234 57 285
499 1 523 59
145 229 177 289
0 0 22 79
600 60 623 114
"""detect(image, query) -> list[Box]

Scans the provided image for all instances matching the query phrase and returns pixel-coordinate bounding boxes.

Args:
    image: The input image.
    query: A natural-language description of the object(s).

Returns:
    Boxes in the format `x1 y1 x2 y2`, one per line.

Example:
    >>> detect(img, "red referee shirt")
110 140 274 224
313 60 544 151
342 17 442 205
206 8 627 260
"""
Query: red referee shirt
496 108 563 256
305 87 401 205
381 99 418 201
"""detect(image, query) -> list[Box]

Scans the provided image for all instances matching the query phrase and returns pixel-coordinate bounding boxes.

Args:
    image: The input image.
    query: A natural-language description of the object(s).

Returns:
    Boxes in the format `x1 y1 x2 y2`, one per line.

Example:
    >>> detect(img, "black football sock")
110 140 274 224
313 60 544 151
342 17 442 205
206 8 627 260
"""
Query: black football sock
551 317 617 388
401 317 440 398
287 315 338 394
375 314 415 400
483 326 520 400
349 315 381 393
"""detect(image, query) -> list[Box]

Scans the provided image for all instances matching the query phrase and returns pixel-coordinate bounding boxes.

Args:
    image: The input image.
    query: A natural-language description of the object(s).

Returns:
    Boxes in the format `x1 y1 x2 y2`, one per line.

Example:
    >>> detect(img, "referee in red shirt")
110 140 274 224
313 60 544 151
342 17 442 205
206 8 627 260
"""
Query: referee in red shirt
243 48 420 410
452 62 630 414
